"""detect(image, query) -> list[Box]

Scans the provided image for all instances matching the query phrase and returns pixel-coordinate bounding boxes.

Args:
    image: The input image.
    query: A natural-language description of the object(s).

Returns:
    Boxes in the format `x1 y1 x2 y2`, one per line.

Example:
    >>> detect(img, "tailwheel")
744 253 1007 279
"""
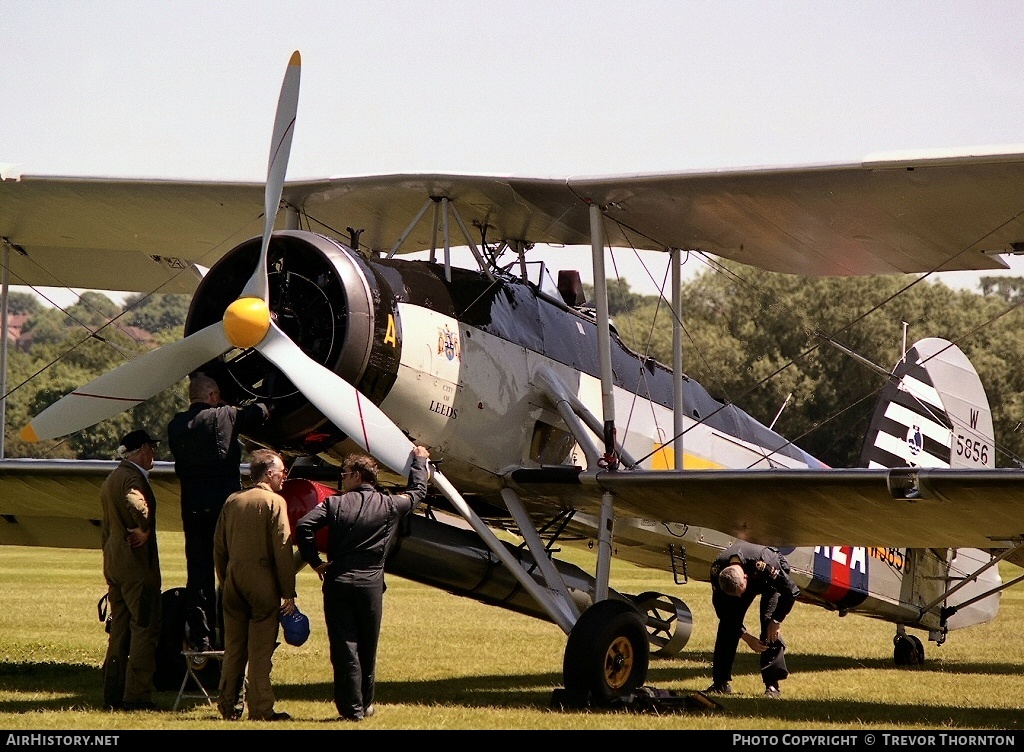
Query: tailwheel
632 591 693 657
561 599 650 707
893 633 925 666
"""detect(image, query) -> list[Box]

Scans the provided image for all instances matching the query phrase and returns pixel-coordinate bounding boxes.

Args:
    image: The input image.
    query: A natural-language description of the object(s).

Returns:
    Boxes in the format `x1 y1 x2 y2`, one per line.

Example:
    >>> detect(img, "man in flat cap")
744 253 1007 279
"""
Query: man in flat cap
100 429 163 711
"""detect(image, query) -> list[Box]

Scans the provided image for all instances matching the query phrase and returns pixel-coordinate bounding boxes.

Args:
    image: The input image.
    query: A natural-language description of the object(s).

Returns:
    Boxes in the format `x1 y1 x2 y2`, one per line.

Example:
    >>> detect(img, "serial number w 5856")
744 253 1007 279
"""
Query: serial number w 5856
955 434 990 465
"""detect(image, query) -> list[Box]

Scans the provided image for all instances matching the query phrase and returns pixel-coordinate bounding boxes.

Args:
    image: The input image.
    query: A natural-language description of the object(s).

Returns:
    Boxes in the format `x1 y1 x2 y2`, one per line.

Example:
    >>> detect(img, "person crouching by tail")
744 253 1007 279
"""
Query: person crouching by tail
705 541 800 698
214 448 296 722
295 445 430 722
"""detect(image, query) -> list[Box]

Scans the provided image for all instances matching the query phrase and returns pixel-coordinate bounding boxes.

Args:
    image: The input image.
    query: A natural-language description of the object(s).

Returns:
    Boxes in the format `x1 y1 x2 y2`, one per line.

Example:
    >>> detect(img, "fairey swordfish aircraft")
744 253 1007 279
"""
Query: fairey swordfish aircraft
3 51 1024 707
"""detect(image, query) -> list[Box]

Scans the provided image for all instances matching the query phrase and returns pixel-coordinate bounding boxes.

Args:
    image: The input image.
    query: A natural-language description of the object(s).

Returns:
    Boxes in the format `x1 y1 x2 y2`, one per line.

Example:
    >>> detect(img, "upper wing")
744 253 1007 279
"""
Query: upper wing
4 146 1024 293
0 459 182 549
569 151 1023 276
512 466 1024 551
0 175 265 294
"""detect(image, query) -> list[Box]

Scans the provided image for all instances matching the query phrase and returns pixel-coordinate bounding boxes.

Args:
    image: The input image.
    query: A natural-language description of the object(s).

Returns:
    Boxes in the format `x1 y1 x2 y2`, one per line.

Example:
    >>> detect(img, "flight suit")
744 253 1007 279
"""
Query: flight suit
295 456 429 720
168 399 269 649
100 459 162 708
213 481 296 720
709 541 800 690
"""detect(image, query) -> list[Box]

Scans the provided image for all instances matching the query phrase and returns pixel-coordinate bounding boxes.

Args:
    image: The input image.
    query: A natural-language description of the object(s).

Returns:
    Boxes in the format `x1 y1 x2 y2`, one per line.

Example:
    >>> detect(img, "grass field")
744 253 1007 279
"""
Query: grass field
1 531 1022 731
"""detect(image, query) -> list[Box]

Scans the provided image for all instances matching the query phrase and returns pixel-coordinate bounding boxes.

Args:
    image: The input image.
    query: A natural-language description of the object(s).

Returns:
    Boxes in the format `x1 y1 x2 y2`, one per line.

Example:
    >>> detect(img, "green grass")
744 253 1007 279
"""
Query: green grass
1 532 1022 730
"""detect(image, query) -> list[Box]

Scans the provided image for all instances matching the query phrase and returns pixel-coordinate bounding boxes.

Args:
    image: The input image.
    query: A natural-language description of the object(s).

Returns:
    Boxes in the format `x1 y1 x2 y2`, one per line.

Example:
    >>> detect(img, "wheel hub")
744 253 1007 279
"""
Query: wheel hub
604 636 635 689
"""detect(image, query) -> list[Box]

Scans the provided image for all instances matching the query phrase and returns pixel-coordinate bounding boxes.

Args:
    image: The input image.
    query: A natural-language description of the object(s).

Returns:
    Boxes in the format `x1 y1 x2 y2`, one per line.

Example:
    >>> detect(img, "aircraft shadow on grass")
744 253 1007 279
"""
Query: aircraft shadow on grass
0 658 1020 726
0 662 97 713
277 672 1021 726
274 673 568 708
646 650 1024 679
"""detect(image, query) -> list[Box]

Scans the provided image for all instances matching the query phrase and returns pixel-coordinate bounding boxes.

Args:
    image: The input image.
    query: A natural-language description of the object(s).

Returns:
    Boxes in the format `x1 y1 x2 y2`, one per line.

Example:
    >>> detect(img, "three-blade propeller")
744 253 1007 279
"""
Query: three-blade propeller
21 50 417 479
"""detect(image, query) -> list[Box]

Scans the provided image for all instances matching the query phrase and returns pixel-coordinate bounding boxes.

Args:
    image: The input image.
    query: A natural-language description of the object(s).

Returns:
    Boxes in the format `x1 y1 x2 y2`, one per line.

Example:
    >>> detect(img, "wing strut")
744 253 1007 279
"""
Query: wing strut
500 488 581 622
431 471 576 633
385 198 434 258
589 204 619 468
448 201 495 281
671 247 685 470
589 203 621 605
595 492 615 602
533 365 637 468
939 565 1024 625
441 198 452 281
0 239 10 458
395 196 496 281
920 541 1024 617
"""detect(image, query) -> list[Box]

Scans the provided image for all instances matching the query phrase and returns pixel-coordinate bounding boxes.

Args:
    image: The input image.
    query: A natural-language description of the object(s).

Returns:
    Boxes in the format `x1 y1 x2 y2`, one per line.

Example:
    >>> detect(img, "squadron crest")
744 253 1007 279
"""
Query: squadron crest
438 324 461 361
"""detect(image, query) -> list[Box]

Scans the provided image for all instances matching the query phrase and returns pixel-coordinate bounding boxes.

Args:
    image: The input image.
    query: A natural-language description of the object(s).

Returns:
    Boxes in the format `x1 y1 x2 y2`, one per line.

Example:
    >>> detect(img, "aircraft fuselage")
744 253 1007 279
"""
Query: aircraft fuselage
187 231 997 642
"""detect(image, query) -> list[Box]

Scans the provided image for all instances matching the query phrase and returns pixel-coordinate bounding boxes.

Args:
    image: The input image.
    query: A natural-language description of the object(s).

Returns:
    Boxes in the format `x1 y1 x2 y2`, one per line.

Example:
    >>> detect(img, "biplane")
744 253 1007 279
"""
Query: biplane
3 51 1024 706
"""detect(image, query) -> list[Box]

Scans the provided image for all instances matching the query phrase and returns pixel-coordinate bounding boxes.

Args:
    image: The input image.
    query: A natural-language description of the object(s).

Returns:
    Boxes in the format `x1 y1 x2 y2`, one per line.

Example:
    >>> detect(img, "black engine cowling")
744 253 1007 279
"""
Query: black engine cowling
184 231 401 457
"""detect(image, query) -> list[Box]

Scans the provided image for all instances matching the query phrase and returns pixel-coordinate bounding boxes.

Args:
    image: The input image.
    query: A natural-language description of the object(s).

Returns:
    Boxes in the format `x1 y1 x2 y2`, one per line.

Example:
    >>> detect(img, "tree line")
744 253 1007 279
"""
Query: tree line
589 266 1024 468
3 291 189 461
5 268 1024 468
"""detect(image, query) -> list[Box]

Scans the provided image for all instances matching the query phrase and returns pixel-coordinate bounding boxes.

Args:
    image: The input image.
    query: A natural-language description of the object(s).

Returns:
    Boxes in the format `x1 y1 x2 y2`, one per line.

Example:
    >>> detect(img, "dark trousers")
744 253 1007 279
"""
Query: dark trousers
102 578 161 705
323 580 383 719
711 588 789 688
183 508 220 647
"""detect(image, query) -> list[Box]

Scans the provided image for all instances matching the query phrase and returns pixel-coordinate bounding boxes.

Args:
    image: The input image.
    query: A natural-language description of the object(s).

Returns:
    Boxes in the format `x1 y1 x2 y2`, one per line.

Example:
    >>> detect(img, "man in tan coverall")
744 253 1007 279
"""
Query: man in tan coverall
100 429 162 711
214 448 297 721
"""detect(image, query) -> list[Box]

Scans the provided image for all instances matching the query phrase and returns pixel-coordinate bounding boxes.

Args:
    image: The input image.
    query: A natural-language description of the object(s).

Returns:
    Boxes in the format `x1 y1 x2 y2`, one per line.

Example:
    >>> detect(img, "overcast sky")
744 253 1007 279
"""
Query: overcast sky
6 0 1024 305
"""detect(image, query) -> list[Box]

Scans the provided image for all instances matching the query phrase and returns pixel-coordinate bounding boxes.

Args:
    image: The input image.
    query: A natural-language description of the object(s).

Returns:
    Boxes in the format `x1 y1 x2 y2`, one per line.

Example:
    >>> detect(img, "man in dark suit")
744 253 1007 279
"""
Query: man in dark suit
705 541 800 698
168 372 269 651
295 445 430 721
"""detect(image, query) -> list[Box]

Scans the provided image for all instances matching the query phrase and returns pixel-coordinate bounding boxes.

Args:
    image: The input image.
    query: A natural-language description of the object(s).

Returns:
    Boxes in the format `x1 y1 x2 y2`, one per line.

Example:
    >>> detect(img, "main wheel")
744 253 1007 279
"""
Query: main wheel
562 599 650 707
893 633 925 665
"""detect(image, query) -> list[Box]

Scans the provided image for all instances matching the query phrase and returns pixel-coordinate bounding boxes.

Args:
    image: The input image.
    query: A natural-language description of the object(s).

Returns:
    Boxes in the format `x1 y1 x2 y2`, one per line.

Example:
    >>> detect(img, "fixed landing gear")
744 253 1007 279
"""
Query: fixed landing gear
632 591 693 657
560 599 650 707
893 633 925 665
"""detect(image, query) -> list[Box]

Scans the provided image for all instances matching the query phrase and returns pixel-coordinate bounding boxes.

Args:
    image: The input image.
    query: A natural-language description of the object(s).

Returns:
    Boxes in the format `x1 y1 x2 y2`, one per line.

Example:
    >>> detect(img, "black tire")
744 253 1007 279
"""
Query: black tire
907 634 925 665
893 634 925 666
563 599 650 707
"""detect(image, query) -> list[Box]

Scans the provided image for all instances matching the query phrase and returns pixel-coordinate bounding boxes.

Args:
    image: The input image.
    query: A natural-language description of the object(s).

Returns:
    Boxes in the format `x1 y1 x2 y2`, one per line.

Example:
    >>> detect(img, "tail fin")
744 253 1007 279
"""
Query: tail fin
859 338 999 633
859 338 994 469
